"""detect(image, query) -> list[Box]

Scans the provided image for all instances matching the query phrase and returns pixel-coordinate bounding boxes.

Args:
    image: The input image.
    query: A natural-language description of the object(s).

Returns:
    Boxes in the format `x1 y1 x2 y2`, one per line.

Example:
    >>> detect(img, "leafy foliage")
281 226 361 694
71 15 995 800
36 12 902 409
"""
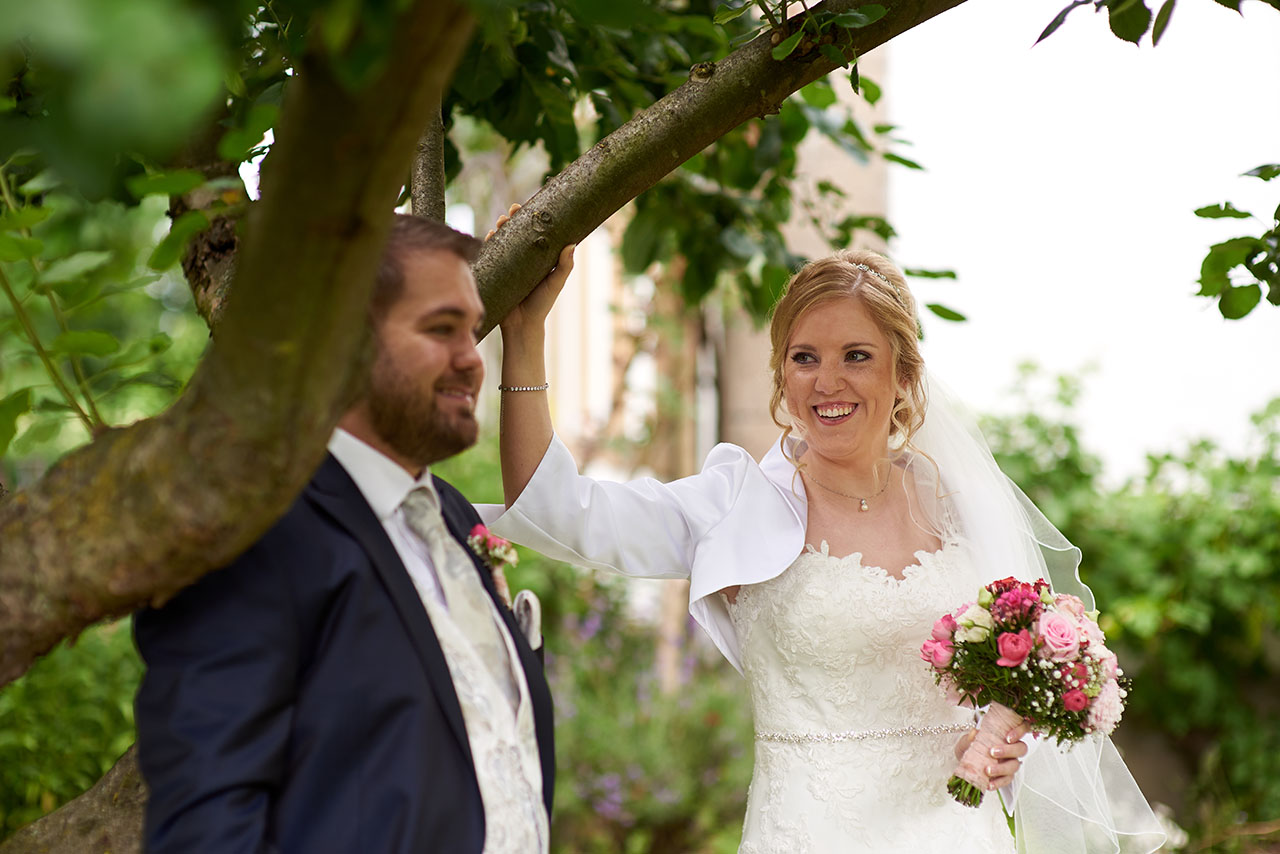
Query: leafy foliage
0 165 209 483
1193 164 1279 318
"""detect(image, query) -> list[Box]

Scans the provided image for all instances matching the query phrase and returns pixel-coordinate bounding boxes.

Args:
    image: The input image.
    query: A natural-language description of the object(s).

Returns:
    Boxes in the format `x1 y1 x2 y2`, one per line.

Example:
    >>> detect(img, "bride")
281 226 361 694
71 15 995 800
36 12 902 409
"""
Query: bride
485 235 1165 852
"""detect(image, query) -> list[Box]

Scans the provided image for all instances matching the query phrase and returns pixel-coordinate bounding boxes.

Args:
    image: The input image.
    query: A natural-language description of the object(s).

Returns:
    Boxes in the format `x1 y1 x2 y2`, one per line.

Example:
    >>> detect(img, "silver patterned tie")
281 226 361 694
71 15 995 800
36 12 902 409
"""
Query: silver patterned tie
401 486 519 710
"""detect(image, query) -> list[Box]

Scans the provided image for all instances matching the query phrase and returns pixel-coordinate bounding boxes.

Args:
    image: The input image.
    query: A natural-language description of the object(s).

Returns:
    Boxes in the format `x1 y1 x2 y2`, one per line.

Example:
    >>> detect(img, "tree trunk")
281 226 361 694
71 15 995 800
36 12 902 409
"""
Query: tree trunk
644 262 701 695
0 0 476 689
472 0 968 337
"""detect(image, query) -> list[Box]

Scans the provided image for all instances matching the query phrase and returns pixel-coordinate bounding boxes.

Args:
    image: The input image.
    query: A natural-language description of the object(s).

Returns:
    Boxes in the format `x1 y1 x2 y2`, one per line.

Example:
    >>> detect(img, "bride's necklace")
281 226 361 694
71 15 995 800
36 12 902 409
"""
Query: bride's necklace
803 469 890 512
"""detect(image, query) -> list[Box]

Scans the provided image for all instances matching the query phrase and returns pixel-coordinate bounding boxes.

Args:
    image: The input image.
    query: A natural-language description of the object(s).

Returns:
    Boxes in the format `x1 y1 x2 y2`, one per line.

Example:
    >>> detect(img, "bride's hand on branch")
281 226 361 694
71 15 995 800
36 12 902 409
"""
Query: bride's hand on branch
953 717 1031 790
488 203 576 338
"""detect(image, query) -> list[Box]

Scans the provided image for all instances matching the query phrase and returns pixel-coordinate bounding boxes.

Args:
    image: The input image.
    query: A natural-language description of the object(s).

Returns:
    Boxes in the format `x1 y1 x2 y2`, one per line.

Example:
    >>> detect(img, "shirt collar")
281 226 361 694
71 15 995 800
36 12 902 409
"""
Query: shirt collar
327 428 436 522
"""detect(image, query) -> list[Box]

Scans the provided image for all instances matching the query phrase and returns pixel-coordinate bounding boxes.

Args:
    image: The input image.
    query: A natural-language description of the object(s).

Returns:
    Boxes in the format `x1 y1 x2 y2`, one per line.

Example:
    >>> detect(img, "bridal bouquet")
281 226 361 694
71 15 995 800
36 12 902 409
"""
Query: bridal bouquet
920 577 1128 807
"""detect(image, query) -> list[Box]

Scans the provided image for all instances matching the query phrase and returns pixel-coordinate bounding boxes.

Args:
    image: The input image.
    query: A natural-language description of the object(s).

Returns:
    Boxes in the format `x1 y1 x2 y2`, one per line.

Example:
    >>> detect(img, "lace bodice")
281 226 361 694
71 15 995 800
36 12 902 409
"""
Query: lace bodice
727 540 1013 853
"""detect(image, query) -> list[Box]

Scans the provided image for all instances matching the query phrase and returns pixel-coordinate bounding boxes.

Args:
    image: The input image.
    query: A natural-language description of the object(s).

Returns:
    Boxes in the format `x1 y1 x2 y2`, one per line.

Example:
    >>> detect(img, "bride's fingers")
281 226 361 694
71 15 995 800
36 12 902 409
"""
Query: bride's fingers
1004 719 1033 744
953 729 978 762
485 208 520 241
986 756 1023 789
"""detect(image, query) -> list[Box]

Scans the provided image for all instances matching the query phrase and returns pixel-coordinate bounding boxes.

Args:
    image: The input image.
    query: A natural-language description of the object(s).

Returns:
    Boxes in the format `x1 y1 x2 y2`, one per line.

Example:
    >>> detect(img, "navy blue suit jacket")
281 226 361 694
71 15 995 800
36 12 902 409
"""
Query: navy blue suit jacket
134 455 554 854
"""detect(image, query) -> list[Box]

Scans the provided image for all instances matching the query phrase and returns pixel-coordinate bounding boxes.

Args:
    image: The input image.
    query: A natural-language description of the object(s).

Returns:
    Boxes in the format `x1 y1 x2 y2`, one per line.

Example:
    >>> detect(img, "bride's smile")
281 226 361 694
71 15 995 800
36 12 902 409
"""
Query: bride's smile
783 295 901 469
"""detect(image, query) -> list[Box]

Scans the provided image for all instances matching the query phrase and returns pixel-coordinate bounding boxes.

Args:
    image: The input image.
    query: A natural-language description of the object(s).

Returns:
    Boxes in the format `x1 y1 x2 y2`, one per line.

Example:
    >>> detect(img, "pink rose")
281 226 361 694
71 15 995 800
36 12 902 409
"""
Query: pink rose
920 638 954 668
469 523 487 538
1054 594 1088 620
1038 612 1081 661
995 630 1033 667
932 614 958 641
1063 689 1089 712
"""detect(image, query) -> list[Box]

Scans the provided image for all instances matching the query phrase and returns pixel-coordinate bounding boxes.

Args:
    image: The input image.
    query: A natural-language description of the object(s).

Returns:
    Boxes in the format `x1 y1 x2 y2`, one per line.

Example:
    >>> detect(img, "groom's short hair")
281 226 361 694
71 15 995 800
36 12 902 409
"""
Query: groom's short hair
371 215 481 321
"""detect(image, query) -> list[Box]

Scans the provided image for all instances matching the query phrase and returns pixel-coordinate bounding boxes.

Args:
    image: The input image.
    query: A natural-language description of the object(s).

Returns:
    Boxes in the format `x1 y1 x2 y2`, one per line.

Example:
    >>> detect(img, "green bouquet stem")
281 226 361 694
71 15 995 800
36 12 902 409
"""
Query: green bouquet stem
947 774 985 807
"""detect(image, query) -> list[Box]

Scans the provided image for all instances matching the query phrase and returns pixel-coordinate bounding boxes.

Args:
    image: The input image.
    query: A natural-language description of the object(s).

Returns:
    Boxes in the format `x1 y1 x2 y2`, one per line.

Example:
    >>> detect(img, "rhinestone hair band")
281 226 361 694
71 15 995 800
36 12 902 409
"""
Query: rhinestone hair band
854 260 908 306
755 723 971 745
854 261 889 283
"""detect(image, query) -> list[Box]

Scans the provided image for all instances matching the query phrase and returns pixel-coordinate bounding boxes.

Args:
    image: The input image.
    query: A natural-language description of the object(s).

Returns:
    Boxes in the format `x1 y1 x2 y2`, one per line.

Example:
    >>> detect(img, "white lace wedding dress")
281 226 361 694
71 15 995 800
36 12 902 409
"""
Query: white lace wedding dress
727 538 1015 853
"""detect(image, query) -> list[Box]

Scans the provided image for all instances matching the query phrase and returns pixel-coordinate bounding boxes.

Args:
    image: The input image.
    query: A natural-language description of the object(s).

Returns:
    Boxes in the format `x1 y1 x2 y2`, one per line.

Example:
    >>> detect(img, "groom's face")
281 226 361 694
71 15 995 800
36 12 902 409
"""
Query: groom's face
364 248 485 472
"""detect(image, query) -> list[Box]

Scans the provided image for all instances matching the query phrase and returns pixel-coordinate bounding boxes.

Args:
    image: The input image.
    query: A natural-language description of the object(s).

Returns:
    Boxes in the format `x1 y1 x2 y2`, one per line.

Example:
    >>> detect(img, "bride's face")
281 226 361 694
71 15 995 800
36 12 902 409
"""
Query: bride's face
782 296 900 463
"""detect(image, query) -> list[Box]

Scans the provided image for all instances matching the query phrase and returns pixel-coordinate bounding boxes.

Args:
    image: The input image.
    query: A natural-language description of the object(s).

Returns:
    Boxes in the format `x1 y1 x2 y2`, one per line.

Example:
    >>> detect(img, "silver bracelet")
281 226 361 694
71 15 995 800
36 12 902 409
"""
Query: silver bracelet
497 382 549 392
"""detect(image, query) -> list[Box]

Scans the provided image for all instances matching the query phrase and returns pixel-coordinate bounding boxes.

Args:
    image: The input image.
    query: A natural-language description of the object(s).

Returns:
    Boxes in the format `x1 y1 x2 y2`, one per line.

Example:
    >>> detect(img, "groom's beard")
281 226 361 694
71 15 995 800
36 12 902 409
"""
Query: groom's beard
366 353 480 469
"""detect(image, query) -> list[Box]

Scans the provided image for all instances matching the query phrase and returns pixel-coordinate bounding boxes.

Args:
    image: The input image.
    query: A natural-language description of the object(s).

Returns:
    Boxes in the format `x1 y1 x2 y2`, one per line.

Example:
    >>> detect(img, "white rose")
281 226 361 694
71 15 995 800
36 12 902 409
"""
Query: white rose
955 604 995 643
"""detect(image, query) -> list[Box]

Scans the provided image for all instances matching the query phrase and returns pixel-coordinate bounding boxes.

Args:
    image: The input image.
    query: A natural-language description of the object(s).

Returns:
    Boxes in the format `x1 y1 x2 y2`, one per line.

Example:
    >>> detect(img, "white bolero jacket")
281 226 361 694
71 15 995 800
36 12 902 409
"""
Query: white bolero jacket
479 433 809 674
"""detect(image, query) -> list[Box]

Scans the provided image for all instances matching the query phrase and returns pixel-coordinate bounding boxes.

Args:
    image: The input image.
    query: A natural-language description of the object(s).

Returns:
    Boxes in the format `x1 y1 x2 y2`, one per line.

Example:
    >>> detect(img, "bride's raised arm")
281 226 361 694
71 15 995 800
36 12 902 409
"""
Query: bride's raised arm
495 235 575 508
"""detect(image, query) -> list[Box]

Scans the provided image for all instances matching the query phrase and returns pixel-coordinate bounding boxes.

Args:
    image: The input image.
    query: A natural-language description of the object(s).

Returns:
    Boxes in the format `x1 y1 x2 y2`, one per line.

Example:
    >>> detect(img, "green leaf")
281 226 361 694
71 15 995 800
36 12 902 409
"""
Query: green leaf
125 169 206 200
1193 202 1252 219
18 170 60 196
1107 0 1152 44
771 30 804 61
0 233 43 262
13 417 61 454
0 206 51 232
1244 164 1280 182
829 5 888 27
819 44 848 67
147 210 210 271
1152 0 1175 44
1036 0 1090 44
0 388 33 458
714 2 750 24
801 81 837 109
38 251 113 286
860 77 882 106
621 205 668 273
223 68 247 99
884 152 924 170
926 303 967 321
905 268 958 279
50 330 120 357
1219 284 1262 319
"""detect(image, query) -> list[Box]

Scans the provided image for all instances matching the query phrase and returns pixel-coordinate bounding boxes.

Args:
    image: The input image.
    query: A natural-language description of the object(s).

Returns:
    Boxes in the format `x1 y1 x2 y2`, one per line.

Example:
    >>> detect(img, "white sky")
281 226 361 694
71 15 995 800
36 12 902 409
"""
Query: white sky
885 0 1280 479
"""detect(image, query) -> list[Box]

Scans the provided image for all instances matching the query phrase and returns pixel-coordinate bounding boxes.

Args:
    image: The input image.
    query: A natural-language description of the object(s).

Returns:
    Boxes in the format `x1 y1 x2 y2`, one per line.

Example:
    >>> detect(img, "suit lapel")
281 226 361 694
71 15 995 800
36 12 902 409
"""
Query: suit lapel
308 456 473 763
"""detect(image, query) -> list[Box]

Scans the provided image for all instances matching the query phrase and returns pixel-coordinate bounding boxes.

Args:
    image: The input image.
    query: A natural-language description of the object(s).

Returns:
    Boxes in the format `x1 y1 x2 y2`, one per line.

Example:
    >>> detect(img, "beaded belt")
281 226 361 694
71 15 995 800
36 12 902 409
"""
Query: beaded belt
755 723 971 745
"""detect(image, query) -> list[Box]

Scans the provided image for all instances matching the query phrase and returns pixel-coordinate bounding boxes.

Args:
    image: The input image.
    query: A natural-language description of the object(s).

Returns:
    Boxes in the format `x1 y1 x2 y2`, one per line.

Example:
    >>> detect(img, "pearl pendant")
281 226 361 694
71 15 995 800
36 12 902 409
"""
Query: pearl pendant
859 499 869 512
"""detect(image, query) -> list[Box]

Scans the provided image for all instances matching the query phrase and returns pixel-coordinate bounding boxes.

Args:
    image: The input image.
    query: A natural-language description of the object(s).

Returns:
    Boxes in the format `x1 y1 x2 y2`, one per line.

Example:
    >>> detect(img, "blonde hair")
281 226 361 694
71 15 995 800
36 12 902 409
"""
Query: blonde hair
768 250 926 454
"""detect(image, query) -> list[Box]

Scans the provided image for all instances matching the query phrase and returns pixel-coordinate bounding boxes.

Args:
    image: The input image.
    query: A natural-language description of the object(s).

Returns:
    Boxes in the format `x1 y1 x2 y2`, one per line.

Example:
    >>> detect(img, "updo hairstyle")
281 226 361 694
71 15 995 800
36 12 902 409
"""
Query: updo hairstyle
767 249 926 452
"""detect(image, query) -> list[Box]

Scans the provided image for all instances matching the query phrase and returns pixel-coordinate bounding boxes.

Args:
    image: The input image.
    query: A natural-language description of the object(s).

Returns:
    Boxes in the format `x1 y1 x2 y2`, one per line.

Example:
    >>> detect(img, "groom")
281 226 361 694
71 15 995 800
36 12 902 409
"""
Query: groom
134 215 560 853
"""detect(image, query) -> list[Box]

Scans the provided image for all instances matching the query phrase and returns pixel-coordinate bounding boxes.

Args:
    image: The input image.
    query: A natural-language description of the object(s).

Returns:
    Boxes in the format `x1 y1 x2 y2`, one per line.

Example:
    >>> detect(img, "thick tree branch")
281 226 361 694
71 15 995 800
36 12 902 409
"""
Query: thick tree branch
411 99 447 221
474 0 967 336
0 747 146 854
0 0 476 689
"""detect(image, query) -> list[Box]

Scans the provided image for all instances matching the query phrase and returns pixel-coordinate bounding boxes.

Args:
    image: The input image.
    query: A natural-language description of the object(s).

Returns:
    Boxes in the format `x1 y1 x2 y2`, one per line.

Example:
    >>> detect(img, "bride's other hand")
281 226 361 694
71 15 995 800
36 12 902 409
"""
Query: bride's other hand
485 202 521 241
952 717 1031 790
486 202 577 337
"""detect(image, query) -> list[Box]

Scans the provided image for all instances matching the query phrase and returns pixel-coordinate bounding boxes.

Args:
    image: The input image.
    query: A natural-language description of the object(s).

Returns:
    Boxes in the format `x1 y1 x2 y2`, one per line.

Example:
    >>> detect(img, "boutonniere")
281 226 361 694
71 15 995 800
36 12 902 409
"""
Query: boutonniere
468 524 517 606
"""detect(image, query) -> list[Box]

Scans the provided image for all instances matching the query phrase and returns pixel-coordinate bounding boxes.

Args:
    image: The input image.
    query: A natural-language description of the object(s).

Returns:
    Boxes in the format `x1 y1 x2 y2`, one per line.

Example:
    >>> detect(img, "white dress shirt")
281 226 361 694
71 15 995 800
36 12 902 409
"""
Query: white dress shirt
327 428 448 609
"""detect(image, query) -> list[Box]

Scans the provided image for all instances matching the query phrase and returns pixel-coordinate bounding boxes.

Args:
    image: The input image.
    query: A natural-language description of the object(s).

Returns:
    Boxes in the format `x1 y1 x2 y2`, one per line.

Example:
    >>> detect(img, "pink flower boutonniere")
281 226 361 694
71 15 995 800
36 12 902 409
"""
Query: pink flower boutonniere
467 524 517 606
